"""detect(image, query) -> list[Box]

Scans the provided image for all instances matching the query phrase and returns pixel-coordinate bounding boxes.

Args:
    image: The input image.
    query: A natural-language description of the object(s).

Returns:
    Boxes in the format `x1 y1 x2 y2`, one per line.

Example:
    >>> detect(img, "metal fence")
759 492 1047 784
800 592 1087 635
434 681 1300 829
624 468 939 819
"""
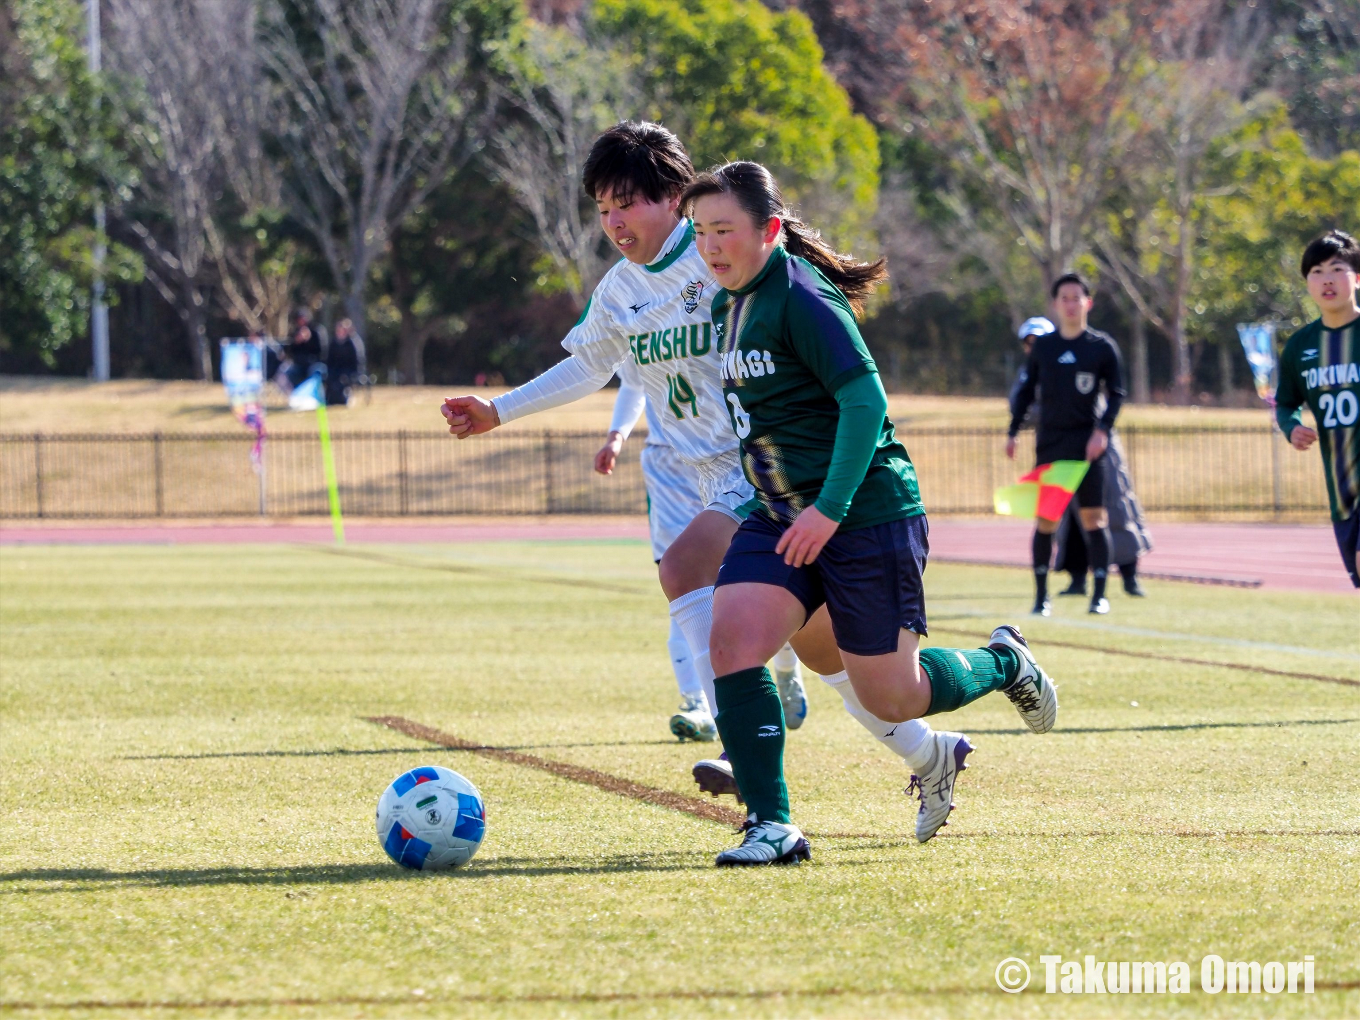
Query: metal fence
0 427 1330 520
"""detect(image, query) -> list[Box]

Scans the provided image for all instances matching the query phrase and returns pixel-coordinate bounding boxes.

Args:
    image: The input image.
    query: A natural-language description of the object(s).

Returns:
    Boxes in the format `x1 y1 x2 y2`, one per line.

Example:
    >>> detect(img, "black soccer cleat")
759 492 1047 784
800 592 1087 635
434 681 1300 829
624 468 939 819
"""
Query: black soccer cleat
1031 595 1052 617
1088 597 1110 615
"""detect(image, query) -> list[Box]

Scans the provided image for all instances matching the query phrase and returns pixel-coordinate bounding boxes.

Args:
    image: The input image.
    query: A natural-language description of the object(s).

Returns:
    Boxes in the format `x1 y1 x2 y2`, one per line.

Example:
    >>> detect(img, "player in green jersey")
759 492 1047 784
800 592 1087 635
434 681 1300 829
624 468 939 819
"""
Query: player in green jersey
1275 229 1360 588
682 162 1060 866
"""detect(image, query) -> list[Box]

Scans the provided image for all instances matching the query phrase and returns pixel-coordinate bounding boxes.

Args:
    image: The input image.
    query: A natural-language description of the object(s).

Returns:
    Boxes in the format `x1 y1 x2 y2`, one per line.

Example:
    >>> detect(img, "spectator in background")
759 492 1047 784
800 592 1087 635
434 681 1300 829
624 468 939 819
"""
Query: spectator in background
326 318 366 406
279 308 326 391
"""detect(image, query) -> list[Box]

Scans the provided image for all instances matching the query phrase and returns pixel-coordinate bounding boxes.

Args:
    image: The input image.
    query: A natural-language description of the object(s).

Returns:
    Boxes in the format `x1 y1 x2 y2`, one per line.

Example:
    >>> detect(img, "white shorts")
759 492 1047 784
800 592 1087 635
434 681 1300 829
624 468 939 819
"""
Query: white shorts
692 448 755 525
641 443 705 561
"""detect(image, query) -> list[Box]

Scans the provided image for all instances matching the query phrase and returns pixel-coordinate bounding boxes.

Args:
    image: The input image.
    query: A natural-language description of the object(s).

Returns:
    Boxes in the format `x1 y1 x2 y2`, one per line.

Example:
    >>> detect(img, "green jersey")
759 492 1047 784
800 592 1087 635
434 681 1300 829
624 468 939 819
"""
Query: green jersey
712 247 923 529
1275 315 1360 522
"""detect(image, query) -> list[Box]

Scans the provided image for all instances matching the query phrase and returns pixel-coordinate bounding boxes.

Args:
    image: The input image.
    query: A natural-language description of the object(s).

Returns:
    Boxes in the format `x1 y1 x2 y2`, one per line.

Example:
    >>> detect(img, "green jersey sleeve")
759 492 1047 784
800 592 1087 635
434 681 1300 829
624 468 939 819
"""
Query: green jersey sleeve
782 258 876 394
815 372 889 522
1275 331 1305 438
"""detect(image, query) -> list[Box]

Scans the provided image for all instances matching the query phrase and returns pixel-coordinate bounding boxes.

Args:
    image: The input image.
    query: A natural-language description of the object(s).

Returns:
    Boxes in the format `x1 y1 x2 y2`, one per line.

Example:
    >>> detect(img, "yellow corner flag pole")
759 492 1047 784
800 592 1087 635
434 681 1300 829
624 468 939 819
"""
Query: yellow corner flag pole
315 403 344 544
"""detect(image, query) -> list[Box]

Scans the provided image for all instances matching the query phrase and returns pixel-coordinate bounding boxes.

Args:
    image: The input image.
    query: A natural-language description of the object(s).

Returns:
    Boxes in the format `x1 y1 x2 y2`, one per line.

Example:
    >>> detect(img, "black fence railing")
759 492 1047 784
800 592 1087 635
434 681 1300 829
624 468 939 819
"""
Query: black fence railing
0 427 1330 520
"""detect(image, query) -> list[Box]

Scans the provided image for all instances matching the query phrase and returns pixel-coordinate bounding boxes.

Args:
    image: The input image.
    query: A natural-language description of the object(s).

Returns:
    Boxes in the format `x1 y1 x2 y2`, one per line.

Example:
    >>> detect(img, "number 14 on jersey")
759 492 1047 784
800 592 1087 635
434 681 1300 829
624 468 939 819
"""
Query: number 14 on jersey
666 373 699 419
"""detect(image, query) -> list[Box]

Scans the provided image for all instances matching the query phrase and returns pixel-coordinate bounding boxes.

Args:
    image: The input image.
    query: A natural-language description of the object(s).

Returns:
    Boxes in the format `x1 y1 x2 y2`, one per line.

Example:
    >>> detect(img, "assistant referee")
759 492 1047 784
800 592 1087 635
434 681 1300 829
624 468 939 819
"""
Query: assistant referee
1007 273 1126 615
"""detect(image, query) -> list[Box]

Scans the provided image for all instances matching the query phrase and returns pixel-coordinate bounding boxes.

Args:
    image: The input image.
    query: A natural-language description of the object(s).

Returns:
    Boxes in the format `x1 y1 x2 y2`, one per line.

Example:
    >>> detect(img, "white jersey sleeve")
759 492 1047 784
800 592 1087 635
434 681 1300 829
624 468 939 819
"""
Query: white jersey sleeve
560 264 633 376
492 354 613 425
608 367 647 439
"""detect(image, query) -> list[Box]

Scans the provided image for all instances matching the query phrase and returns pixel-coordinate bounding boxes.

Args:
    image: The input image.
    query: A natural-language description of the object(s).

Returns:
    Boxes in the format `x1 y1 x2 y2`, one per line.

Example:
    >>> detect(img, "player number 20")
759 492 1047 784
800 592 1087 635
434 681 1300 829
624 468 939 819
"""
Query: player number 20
1318 391 1359 428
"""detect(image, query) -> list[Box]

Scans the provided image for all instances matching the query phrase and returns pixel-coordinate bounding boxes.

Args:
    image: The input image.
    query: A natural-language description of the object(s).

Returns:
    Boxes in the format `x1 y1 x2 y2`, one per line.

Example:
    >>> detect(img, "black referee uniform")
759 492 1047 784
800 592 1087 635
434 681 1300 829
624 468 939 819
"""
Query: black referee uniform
1008 327 1126 613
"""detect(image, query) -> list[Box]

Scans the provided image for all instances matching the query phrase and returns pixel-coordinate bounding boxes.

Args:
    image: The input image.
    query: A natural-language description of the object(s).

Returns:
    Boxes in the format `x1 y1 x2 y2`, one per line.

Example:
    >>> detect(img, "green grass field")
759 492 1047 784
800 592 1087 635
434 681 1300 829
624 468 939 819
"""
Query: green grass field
2 540 1357 1018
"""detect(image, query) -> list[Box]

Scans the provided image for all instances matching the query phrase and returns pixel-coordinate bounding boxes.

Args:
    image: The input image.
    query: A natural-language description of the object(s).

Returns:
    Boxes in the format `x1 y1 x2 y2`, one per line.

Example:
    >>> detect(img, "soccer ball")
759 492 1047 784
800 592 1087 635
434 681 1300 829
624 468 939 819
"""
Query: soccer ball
376 765 486 870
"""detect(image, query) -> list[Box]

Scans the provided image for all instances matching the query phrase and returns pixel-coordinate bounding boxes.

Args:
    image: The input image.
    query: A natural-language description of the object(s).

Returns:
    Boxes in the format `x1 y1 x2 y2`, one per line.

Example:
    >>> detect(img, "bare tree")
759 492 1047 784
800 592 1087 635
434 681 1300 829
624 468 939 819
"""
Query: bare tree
263 0 493 377
1095 2 1263 402
107 0 218 379
200 0 299 338
484 21 639 309
886 0 1173 298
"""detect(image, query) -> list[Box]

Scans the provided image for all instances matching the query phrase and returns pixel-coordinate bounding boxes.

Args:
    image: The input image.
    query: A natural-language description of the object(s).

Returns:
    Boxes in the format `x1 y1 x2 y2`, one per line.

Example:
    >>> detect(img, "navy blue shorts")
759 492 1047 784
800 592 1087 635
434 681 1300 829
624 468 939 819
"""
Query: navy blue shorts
1335 514 1359 588
714 511 930 656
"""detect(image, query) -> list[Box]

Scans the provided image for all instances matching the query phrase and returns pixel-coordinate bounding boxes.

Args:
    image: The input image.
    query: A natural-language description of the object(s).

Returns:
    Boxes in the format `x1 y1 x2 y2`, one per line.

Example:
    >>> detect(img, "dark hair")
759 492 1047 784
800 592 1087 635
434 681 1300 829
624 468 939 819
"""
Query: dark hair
1301 230 1360 278
1050 272 1091 299
679 161 887 316
581 121 694 205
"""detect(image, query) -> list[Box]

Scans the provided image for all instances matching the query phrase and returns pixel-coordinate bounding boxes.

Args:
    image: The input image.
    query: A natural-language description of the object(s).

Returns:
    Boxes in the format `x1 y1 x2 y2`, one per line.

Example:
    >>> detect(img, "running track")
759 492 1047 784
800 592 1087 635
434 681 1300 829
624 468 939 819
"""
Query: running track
0 517 1353 594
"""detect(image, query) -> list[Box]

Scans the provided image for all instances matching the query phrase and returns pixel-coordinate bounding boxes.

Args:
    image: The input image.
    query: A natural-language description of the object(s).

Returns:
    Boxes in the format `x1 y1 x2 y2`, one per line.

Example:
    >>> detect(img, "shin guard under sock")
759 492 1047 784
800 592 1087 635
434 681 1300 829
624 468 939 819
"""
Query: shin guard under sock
1032 530 1053 599
920 646 1022 716
821 670 934 772
713 666 789 823
669 586 718 716
667 618 705 704
1083 528 1110 601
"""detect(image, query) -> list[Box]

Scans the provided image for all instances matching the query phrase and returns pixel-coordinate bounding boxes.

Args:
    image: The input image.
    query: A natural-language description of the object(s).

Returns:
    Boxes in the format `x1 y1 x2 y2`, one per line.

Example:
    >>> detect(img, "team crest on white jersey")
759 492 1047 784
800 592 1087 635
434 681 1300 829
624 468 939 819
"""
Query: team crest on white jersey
682 280 705 314
1075 371 1095 394
1058 350 1077 364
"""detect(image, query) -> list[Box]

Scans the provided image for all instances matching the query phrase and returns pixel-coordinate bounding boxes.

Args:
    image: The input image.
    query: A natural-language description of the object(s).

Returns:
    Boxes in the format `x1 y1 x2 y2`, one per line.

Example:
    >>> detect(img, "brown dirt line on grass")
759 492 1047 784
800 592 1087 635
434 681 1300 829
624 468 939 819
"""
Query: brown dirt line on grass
367 716 746 827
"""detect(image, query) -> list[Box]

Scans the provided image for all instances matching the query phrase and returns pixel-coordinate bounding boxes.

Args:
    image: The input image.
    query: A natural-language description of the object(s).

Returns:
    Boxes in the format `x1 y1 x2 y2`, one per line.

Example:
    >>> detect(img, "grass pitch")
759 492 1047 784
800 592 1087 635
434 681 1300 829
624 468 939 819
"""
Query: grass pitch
1 540 1357 1018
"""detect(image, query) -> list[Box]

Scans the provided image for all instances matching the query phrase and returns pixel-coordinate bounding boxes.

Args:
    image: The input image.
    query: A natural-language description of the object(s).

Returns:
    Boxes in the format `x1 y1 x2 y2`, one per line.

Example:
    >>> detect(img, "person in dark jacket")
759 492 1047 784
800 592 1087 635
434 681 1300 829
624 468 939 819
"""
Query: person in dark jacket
1053 431 1152 596
326 318 365 405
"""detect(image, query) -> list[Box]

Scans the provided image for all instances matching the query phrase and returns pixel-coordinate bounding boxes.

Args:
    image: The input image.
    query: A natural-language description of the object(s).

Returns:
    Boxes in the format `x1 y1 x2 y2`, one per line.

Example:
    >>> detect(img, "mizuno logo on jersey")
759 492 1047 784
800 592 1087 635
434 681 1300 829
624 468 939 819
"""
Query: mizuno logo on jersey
1058 351 1077 364
1302 348 1319 361
721 348 776 382
628 323 712 366
629 301 650 314
1301 363 1360 388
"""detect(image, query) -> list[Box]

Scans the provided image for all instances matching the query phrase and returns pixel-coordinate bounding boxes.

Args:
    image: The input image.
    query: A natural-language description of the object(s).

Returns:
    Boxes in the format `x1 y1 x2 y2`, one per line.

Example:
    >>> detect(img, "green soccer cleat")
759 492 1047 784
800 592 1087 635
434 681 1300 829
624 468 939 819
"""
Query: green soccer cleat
989 624 1059 734
715 815 811 866
670 695 717 742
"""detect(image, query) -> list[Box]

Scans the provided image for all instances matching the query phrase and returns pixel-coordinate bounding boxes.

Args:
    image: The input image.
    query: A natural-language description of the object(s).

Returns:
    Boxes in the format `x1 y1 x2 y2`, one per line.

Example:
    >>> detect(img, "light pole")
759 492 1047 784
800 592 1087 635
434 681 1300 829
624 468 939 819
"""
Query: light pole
87 0 110 381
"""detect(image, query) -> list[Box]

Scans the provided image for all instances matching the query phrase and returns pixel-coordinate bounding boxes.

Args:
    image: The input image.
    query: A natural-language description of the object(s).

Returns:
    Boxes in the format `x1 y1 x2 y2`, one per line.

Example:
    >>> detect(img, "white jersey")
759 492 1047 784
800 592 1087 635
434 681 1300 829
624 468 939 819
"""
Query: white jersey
563 219 735 468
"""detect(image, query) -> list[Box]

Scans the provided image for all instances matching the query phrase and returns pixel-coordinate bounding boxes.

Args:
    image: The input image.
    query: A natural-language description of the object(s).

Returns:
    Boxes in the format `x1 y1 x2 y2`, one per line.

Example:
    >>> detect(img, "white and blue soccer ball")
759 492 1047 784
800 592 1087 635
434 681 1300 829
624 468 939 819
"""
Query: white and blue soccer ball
375 765 486 870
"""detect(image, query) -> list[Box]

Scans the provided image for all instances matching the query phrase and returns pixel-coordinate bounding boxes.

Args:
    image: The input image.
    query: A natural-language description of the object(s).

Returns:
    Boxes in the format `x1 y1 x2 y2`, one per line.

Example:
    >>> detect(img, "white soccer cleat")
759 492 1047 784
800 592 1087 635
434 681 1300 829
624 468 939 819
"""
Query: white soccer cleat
692 755 742 802
669 695 717 742
907 730 973 843
989 624 1059 734
774 662 808 730
715 815 811 866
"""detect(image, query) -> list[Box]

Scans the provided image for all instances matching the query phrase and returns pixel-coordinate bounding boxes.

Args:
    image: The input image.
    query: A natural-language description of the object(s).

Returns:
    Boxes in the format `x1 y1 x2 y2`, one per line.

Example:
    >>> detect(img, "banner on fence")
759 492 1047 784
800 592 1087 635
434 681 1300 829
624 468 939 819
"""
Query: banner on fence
1236 322 1278 404
220 339 265 406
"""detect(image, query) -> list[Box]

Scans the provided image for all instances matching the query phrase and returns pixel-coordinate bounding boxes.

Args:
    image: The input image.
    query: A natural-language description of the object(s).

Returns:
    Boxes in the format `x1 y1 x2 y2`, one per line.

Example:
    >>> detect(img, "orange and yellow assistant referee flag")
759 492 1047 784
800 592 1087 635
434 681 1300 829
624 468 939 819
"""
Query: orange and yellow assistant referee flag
993 460 1090 520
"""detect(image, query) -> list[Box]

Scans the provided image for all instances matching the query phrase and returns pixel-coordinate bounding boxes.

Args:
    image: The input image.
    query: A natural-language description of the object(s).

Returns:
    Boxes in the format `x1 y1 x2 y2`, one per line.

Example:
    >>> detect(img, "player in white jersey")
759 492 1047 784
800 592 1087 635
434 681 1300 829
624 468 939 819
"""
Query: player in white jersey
596 365 809 742
442 122 747 737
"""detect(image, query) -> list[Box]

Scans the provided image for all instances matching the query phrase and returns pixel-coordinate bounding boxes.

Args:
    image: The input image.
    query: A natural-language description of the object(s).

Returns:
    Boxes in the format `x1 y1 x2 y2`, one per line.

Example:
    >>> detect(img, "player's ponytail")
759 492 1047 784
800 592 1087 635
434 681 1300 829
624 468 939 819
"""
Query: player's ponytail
680 161 887 316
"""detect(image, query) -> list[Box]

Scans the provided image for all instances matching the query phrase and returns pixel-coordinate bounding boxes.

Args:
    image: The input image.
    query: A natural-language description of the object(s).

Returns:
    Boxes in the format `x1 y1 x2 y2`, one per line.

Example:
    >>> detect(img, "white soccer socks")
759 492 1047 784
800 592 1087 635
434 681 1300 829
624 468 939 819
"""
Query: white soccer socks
771 642 799 674
821 669 934 772
667 617 706 706
669 586 718 715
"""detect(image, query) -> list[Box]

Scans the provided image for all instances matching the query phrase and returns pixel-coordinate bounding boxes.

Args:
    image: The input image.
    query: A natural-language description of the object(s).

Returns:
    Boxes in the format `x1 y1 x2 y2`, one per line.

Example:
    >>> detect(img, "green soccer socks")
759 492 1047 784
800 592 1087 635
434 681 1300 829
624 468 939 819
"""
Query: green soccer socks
921 646 1022 716
712 666 790 823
